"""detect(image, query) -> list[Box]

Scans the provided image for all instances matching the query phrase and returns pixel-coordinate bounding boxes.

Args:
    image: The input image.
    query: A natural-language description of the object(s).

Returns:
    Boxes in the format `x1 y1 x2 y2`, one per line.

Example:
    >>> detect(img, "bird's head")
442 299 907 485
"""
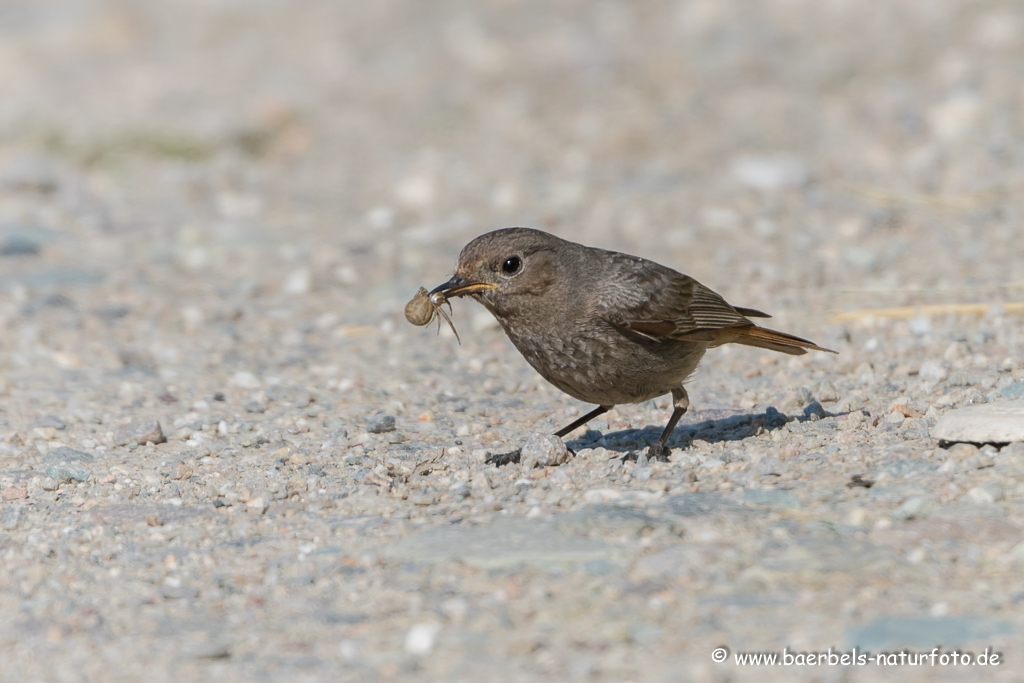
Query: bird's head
429 228 567 316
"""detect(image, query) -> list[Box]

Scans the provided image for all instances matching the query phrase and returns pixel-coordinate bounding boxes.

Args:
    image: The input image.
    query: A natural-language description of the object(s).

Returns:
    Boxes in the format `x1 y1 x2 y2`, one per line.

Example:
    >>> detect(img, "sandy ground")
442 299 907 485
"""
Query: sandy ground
1 1 1024 681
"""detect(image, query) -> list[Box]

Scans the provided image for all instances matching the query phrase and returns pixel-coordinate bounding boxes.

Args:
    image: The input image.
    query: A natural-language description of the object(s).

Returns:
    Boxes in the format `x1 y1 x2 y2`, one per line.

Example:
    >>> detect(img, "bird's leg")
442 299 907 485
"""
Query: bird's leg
648 388 689 461
554 405 612 438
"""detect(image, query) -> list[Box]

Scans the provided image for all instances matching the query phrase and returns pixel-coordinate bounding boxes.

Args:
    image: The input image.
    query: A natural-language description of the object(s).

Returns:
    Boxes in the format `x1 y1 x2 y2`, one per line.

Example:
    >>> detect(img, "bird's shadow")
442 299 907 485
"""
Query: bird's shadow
565 406 830 454
486 406 840 466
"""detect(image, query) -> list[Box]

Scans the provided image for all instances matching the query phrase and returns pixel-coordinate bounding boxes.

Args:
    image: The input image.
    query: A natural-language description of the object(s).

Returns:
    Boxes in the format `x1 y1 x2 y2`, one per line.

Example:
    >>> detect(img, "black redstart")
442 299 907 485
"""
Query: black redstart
420 227 835 459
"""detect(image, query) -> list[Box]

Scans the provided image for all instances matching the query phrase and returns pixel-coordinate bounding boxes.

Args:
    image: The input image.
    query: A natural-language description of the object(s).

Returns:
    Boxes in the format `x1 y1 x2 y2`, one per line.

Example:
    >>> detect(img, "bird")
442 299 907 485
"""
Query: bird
425 227 835 460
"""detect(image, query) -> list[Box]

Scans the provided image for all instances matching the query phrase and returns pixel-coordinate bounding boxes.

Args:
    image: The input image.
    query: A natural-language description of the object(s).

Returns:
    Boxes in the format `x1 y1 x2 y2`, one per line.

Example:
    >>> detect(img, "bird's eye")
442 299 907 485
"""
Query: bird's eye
501 256 522 275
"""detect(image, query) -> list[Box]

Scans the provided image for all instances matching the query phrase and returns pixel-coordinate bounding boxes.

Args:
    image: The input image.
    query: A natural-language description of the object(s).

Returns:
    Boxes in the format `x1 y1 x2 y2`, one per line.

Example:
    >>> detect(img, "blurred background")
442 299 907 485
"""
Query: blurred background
2 0 1022 321
2 3 1024 679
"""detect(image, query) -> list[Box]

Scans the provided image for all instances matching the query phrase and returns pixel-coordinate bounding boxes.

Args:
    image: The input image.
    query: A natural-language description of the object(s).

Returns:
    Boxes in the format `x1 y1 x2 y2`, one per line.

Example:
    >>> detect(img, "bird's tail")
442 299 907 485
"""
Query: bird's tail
727 325 837 356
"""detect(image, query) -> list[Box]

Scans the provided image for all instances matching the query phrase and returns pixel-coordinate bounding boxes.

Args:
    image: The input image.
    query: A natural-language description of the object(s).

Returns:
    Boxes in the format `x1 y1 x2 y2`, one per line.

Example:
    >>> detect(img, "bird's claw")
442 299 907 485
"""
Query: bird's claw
648 442 671 462
485 449 521 467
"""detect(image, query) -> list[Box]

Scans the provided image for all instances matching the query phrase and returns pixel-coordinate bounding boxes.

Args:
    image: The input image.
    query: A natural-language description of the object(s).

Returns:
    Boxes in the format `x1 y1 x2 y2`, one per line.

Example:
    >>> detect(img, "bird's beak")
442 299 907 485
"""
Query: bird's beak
429 275 496 299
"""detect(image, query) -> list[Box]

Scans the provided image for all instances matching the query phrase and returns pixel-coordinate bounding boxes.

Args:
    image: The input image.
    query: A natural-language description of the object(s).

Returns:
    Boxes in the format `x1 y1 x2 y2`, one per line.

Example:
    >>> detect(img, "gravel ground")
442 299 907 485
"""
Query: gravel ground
2 1 1024 681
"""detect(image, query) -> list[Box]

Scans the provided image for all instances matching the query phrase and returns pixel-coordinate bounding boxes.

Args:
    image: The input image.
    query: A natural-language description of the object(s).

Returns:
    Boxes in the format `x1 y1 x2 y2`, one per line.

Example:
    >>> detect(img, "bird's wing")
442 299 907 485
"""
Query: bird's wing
596 254 834 355
596 254 752 341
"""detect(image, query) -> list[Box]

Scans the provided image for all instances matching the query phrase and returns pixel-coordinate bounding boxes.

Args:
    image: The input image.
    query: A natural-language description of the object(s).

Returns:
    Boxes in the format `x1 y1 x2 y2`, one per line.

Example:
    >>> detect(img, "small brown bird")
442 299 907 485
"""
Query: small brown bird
428 228 835 459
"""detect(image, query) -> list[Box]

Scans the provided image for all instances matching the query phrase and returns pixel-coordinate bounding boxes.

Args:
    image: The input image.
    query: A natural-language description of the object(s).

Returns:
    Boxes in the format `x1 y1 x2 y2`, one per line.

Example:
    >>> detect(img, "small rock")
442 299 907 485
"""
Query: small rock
409 490 438 506
243 399 267 414
1001 442 1024 462
885 410 905 425
231 372 261 389
919 361 948 383
366 413 396 434
471 471 494 497
520 433 569 469
933 402 1024 444
35 414 66 430
41 446 94 464
0 234 42 257
1 507 22 530
113 419 165 446
731 155 808 191
1 487 28 501
45 465 90 484
817 379 839 403
965 485 1002 505
892 496 933 521
405 622 441 655
1000 381 1024 399
282 268 313 295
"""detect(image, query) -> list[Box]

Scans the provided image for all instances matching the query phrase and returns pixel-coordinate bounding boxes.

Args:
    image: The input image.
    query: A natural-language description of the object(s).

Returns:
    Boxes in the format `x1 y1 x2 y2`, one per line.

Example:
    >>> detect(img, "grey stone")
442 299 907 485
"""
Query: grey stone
408 490 438 506
377 517 618 569
742 489 802 510
731 155 807 191
999 381 1024 399
933 402 1024 444
0 234 41 257
816 379 839 403
520 433 569 469
892 495 933 521
41 447 94 464
113 419 165 446
919 361 948 382
1 507 21 530
242 399 267 414
45 464 90 484
35 414 66 430
366 413 396 433
847 616 1014 651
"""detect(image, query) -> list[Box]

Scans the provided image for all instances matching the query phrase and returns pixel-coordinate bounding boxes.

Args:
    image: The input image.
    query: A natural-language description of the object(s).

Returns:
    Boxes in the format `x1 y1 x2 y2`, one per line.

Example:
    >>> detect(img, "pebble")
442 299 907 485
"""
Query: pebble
919 361 948 383
816 379 839 403
1 507 22 530
405 622 441 655
366 413 396 433
520 433 569 469
0 234 42 257
45 464 90 484
35 414 66 430
933 402 1024 444
41 446 94 464
731 155 808 191
113 419 166 446
243 399 267 413
892 496 933 521
409 490 438 506
1 487 28 501
231 372 261 389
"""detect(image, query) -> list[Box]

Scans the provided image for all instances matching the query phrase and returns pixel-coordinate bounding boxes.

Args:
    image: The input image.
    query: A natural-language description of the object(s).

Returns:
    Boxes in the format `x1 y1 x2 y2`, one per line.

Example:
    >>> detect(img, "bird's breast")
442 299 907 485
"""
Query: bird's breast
495 315 706 405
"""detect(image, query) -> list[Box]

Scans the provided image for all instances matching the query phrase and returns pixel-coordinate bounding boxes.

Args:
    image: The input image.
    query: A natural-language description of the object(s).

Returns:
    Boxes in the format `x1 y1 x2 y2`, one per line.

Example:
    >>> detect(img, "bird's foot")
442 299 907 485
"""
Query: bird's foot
648 442 670 462
485 449 521 467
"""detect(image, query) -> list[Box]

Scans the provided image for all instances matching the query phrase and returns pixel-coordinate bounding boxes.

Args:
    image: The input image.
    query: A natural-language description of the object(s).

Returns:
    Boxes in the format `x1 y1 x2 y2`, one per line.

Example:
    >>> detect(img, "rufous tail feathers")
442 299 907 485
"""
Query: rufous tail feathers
726 325 836 356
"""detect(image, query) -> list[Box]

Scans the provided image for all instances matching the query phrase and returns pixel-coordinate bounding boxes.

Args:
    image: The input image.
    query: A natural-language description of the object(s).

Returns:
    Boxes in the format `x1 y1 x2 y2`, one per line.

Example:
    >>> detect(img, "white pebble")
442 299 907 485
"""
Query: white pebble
404 622 441 655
